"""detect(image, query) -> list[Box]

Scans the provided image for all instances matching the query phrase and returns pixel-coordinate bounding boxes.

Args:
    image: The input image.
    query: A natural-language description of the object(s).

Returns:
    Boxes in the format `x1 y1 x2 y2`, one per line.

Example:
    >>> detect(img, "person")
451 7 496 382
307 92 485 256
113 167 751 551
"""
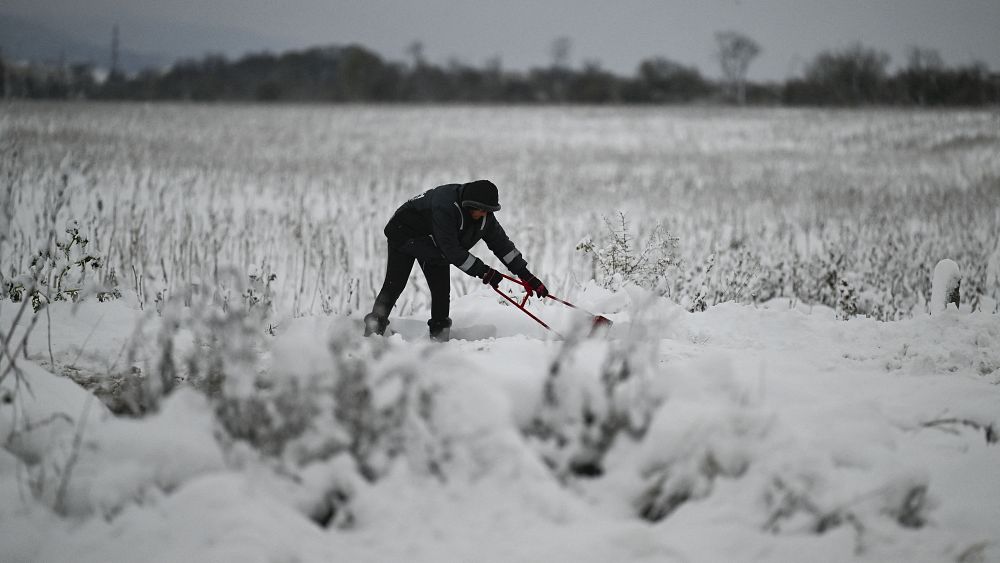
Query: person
364 180 548 341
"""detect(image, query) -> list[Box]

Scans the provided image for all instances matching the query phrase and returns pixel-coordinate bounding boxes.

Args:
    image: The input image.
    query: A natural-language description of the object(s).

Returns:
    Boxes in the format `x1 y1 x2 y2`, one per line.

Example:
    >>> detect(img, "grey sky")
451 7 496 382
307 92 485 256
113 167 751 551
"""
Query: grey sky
5 0 999 79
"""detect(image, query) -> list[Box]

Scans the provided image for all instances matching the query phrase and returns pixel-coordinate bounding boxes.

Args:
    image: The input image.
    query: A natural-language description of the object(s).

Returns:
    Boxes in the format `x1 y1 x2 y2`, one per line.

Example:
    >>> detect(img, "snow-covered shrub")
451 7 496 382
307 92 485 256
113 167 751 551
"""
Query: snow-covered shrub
1 360 227 519
576 212 682 292
761 468 931 555
3 222 121 311
681 249 762 312
683 252 715 312
177 313 502 485
527 297 663 478
798 247 850 312
330 342 451 481
629 355 770 522
243 263 278 333
108 268 266 414
529 338 650 478
0 151 119 311
0 153 119 419
960 259 993 313
836 277 860 320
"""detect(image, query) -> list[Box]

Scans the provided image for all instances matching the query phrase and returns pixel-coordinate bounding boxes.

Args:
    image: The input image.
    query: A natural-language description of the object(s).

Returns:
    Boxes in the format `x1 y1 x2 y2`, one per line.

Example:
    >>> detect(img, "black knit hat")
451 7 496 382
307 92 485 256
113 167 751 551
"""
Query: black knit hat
461 180 501 212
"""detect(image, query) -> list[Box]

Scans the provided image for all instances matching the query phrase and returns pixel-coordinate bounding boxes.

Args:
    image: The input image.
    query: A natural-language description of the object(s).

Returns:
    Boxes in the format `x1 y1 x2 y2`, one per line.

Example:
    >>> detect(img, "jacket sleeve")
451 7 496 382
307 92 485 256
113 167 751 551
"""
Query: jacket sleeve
430 188 487 277
481 215 531 278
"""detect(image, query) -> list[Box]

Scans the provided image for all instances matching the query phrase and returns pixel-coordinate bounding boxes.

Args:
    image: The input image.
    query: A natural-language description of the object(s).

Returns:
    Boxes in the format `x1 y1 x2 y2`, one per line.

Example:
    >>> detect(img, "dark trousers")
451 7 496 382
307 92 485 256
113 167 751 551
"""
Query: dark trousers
372 238 451 321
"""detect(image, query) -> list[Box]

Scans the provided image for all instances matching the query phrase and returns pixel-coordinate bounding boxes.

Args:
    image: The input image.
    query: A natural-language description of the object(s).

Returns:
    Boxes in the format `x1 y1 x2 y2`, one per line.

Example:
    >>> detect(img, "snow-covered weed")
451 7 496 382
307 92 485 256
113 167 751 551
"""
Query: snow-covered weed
761 469 931 555
105 268 268 414
0 151 118 434
528 334 656 478
526 292 667 479
576 212 682 292
3 222 120 311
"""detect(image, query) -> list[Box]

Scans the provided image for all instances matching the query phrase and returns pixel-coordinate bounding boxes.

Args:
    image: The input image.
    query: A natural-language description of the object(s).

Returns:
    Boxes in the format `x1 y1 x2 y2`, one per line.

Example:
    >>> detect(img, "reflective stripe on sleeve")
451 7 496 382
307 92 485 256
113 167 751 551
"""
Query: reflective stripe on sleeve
459 255 477 272
502 249 521 264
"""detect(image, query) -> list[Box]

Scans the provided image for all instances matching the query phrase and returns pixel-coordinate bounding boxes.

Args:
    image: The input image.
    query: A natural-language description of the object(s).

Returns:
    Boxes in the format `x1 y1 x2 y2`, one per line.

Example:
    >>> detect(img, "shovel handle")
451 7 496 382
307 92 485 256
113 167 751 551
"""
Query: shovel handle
492 284 556 333
494 273 609 326
496 273 531 307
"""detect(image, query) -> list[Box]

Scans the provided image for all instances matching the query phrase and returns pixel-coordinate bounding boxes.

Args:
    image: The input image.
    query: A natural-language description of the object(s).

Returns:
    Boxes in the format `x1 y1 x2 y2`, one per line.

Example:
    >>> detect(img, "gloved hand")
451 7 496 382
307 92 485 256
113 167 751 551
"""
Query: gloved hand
523 274 548 298
481 267 502 289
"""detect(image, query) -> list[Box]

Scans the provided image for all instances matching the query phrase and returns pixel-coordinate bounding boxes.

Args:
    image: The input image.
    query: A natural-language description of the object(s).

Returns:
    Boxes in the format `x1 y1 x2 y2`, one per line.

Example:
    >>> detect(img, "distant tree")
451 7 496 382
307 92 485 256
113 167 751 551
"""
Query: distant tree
900 46 944 105
551 36 572 69
337 45 389 101
406 41 425 69
939 61 994 105
568 60 619 103
404 41 435 101
893 47 995 106
68 63 97 98
481 55 504 101
803 43 890 105
636 57 710 102
73 36 991 106
906 46 944 72
547 36 573 102
714 31 761 105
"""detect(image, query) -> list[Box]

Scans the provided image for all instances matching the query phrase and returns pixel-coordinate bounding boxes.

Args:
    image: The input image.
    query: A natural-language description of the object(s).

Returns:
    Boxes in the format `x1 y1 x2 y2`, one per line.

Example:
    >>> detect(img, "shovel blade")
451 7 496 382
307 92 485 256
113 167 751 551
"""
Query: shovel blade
588 315 613 337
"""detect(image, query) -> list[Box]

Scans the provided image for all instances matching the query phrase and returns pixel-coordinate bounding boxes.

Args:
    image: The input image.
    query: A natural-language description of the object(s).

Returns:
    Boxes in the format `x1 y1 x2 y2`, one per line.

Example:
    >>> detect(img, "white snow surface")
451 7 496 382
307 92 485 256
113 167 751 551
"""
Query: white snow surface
2 287 999 563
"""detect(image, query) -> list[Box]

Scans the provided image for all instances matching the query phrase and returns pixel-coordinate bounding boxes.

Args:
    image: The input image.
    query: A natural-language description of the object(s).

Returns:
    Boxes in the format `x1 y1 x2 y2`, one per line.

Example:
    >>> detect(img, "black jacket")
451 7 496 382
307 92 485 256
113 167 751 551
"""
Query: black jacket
384 184 531 279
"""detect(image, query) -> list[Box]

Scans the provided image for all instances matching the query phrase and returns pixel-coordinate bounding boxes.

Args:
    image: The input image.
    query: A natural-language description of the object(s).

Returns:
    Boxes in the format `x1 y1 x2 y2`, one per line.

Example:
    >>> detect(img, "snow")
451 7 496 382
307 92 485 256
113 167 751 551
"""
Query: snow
931 259 962 315
2 288 1000 562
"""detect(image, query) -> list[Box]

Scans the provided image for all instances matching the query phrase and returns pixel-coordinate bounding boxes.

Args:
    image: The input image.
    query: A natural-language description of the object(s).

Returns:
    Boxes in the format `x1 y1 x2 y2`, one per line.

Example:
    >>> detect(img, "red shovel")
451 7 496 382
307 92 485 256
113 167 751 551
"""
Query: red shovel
491 273 613 337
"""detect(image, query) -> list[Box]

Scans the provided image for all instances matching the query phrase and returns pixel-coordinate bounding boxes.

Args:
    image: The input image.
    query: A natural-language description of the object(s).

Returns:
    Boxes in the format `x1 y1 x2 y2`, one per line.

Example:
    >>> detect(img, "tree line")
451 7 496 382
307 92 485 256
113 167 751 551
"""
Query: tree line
2 34 998 106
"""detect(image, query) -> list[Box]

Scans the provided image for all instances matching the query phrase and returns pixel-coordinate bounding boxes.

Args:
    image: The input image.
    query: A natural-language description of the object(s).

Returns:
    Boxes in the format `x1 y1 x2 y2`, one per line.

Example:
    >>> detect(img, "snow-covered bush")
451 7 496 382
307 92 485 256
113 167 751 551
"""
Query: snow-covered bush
0 153 119 311
526 291 669 479
243 263 278 333
103 268 264 415
3 222 121 311
528 335 657 478
682 249 762 312
577 212 682 292
761 470 930 554
121 298 507 489
1 358 227 519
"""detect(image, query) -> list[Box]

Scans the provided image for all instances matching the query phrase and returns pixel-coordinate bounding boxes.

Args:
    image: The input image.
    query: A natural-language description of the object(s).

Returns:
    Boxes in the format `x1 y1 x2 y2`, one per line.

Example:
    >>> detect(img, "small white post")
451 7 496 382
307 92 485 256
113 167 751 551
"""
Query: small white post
931 259 961 315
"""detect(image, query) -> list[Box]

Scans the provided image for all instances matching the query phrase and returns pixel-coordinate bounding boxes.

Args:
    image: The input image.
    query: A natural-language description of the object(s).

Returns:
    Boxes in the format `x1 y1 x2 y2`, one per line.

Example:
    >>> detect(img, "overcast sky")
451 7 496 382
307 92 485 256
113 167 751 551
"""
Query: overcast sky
5 0 1000 79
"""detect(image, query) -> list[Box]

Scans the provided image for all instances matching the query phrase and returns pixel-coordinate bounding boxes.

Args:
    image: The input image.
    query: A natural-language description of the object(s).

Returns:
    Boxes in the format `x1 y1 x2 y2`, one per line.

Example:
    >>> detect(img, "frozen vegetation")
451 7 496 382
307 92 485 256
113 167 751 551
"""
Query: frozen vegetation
1 103 999 561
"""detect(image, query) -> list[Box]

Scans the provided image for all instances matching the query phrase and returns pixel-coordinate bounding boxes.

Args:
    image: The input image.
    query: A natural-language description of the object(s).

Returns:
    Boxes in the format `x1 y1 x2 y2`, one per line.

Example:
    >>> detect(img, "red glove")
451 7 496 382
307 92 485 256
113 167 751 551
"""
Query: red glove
523 275 548 298
482 267 502 289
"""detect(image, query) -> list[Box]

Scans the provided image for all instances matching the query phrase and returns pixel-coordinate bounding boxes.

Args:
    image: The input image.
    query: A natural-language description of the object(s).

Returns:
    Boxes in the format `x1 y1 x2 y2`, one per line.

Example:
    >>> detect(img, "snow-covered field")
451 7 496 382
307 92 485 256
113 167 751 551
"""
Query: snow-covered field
1 103 999 562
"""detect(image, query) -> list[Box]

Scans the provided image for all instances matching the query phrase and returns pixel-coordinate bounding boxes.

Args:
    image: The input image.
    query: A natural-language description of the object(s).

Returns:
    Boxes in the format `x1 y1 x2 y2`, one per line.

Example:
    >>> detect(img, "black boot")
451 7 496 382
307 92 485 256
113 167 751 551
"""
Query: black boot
428 318 452 342
364 312 389 336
